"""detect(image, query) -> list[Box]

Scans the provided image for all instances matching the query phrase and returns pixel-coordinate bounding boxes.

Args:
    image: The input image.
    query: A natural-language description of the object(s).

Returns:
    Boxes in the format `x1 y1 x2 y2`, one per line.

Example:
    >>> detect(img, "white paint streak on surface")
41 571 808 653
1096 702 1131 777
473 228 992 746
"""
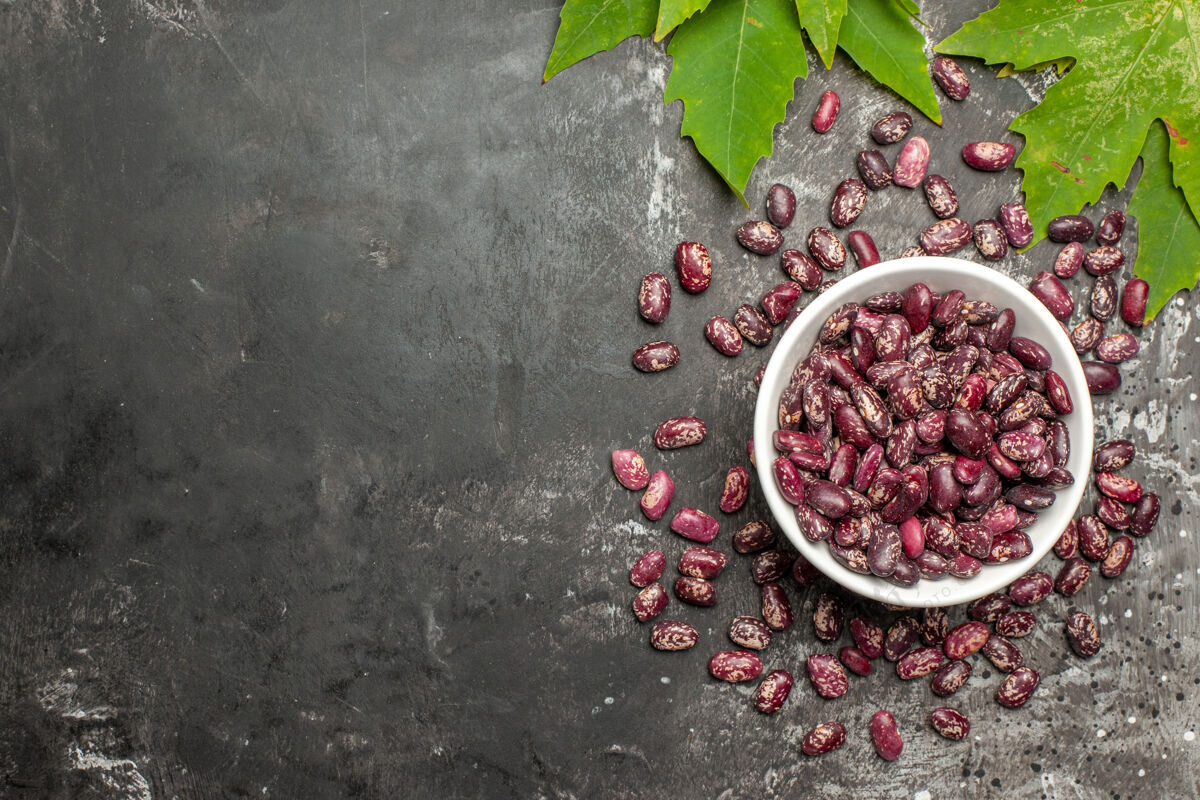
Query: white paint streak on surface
68 747 152 800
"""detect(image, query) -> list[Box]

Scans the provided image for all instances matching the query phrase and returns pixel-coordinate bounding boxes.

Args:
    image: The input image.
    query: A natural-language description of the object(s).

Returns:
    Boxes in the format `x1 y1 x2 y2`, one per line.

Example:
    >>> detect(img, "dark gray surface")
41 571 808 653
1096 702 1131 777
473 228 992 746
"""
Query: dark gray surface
1 1 1197 798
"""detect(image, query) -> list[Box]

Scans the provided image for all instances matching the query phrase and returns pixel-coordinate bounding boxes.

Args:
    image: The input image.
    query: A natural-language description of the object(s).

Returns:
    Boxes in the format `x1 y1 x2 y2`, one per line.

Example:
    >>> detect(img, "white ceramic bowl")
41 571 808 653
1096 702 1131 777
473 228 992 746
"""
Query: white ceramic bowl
753 256 1093 608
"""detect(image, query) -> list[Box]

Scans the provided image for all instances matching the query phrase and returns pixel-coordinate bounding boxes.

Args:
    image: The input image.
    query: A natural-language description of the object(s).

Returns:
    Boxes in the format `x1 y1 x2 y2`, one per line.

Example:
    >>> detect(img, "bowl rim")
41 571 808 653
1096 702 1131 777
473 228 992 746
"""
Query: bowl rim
753 256 1094 608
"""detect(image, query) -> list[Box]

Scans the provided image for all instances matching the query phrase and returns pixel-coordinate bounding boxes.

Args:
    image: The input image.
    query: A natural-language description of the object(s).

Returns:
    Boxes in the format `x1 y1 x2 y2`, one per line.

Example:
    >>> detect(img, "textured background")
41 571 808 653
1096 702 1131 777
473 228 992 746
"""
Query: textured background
0 1 1197 798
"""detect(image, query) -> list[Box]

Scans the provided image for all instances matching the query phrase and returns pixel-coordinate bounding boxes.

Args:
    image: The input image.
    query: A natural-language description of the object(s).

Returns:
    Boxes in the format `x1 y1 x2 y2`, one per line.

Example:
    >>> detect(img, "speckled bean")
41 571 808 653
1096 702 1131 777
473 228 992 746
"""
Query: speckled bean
632 582 668 622
655 416 706 449
931 56 970 99
640 470 674 521
1047 214 1094 242
894 136 930 188
650 619 698 651
678 546 727 580
999 202 1033 248
931 707 970 740
962 141 1015 171
754 669 794 714
1065 612 1101 657
802 722 846 755
808 227 847 270
674 241 712 293
871 111 912 144
632 341 680 373
807 653 849 698
709 650 763 682
812 90 840 133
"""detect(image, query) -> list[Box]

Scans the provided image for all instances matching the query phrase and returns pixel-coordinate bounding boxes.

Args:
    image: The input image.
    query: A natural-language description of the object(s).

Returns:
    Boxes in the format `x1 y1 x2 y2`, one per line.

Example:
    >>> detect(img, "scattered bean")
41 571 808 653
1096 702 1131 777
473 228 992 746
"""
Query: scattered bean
767 183 796 228
737 220 783 255
650 619 698 650
674 241 712 293
630 549 666 587
709 650 763 682
802 721 846 755
633 341 680 373
754 669 794 713
930 707 970 740
871 111 912 144
962 141 1015 171
812 90 840 133
894 136 930 187
632 583 668 622
931 56 970 99
1047 214 1094 242
1065 611 1101 657
870 710 903 761
640 470 675 521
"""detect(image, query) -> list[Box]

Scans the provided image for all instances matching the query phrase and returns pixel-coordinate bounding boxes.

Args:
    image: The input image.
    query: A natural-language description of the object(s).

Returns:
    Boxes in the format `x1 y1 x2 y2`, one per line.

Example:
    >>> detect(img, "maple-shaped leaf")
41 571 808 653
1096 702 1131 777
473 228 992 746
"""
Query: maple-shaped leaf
795 0 847 69
1129 120 1200 319
543 0 657 83
664 0 809 203
656 0 714 41
838 0 941 124
936 0 1200 242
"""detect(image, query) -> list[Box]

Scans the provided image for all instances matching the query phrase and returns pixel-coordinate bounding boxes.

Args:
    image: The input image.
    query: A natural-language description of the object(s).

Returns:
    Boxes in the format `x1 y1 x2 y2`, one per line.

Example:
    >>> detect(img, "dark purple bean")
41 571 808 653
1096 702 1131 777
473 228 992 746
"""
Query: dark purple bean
866 467 904 509
972 218 1008 260
802 721 846 755
774 456 807 505
733 520 775 554
954 373 988 412
810 593 844 643
849 327 876 374
632 582 668 622
774 429 823 454
962 141 1015 171
679 546 728 580
807 479 852 519
984 530 1033 563
835 403 876 450
812 90 840 133
670 507 719 544
900 284 933 335
920 217 972 255
999 202 1033 247
1029 270 1074 320
1094 439 1135 472
945 409 989 459
828 443 858 488
1065 612 1101 658
867 522 902 577
629 549 666 587
1096 495 1132 530
1097 210 1125 245
808 227 846 270
943 621 990 659
1120 278 1148 327
733 304 773 347
781 249 822 290
1082 361 1121 394
984 309 1015 353
931 289 964 327
866 291 904 312
632 340 680 373
928 461 962 514
839 646 872 676
761 582 794 630
1130 493 1160 536
959 300 998 324
1047 214 1094 242
655 416 706 449
729 616 773 650
986 372 1026 414
796 503 834 542
767 183 796 228
650 619 698 651
997 611 1036 638
1084 245 1124 276
871 111 912 144
1054 241 1084 278
674 576 716 607
850 616 884 659
709 649 763 682
640 470 674 521
982 634 1023 673
848 230 881 268
897 646 944 679
1100 534 1134 578
761 282 802 325
947 552 982 578
1091 274 1118 321
674 241 712 293
956 522 993 560
923 174 959 218
931 56 970 99
931 659 971 697
830 179 868 228
931 707 970 740
705 315 743 356
638 272 671 323
1008 337 1051 370
833 516 867 548
738 220 783 255
1009 571 1053 605
893 136 930 188
1005 483 1055 510
857 149 893 189
883 617 920 662
1071 318 1104 354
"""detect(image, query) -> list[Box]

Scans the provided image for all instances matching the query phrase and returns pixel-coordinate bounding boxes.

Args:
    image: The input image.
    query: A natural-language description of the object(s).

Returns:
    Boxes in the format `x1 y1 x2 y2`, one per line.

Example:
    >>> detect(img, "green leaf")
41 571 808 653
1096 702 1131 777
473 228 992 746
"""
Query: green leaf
656 0 714 40
893 0 920 15
664 0 810 203
795 0 847 69
1129 120 1200 319
543 0 657 82
995 57 1074 79
838 0 941 124
936 0 1200 245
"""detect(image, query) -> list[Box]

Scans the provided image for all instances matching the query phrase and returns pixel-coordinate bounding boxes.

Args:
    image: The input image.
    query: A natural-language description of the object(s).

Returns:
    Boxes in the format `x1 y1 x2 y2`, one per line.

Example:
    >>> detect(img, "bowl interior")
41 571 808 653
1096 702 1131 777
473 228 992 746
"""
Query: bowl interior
753 256 1093 608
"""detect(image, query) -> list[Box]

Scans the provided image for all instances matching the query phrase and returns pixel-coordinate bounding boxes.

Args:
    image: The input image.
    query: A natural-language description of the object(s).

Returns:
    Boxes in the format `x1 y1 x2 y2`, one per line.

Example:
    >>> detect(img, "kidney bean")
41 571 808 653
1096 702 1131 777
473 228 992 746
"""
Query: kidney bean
797 503 835 542
982 503 1018 535
627 549 667 589
920 217 972 255
918 174 957 219
943 344 980 388
802 479 850 520
1065 611 1102 657
929 289 962 328
829 179 868 228
674 241 712 293
931 707 970 740
997 430 1046 462
999 202 1033 247
761 282 802 325
655 416 706 450
803 593 841 644
948 552 982 578
637 272 672 324
774 457 806 506
942 409 987 460
895 646 943 679
752 551 794 585
704 315 743 357
727 306 770 349
838 619 877 661
962 141 1015 171
881 617 918 662
1053 519 1079 559
985 444 1021 481
999 612 1038 640
1042 371 1073 418
1100 534 1134 578
1051 241 1084 278
915 411 946 445
1007 338 1050 372
1093 441 1135 475
1009 571 1053 606
838 646 872 677
863 522 899 577
1130 493 1160 536
611 449 649 491
1084 359 1123 395
802 721 846 755
1091 273 1118 320
869 710 903 761
856 149 893 190
1084 245 1124 276
632 583 668 622
965 593 1009 625
963 217 1006 262
670 507 719 544
775 428 823 454
1029 270 1074 320
1097 472 1143 504
766 183 796 228
995 666 1040 708
1047 214 1094 242
710 649 763 682
1006 484 1057 513
871 111 912 144
927 660 971 700
1096 495 1132 530
931 55 970 99
729 616 773 650
848 328 875 376
982 634 1023 673
812 89 840 133
894 136 930 187
1075 516 1108 563
848 230 881 268
941 621 987 659
675 576 717 607
1069 318 1103 354
754 669 794 714
737 220 783 255
674 547 723 581
755 582 791 630
632 341 680 373
806 653 849 698
986 373 1025 415
715 468 750 517
649 619 698 651
780 249 822 290
1094 209 1124 244
640 471 675 521
808 226 847 270
1095 332 1139 364
1120 278 1148 326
